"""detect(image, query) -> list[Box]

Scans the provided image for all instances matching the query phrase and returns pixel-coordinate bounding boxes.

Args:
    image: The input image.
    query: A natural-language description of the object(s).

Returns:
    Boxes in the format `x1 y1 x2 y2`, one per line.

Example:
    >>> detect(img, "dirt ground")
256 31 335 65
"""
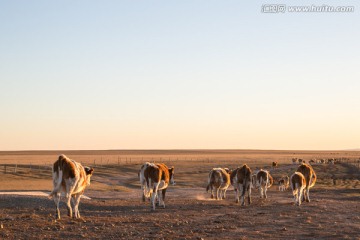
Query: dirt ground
0 150 359 239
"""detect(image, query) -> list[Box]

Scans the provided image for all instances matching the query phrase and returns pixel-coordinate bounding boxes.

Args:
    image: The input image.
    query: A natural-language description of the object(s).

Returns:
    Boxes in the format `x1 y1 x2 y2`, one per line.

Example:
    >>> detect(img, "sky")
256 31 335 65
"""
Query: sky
0 0 359 150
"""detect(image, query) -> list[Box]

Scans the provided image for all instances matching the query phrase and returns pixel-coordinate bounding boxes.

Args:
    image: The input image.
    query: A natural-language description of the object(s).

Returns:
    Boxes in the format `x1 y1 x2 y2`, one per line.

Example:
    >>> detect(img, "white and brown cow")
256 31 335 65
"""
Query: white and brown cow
206 168 230 200
252 169 273 199
297 163 317 202
290 172 306 206
49 155 94 219
278 175 290 191
234 164 252 206
143 163 175 210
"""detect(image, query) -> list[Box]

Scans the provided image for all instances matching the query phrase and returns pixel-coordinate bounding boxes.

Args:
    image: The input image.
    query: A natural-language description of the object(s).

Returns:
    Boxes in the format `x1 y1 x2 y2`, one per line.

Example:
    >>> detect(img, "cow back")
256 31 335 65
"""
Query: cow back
237 164 251 184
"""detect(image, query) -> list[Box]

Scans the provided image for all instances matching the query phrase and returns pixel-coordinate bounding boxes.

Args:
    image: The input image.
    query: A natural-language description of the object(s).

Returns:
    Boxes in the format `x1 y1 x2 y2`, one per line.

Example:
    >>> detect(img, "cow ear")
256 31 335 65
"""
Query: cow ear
85 167 94 175
170 167 174 172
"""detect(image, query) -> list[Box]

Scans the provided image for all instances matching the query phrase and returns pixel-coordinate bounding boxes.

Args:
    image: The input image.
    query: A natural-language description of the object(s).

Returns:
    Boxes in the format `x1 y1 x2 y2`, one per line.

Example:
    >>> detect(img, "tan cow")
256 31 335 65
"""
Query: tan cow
49 155 94 219
206 168 230 200
144 163 175 210
234 164 252 206
252 169 273 199
297 163 317 202
278 175 290 191
290 172 306 206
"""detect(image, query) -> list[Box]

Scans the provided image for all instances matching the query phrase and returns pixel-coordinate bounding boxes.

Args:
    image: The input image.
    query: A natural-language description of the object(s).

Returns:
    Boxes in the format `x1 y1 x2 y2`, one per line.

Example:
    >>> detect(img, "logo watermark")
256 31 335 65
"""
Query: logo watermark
262 4 355 13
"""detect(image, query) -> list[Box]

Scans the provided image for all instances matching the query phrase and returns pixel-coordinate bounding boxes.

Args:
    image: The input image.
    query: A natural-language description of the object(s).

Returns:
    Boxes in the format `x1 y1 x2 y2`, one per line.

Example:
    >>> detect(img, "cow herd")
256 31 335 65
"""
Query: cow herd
204 163 316 207
48 155 317 220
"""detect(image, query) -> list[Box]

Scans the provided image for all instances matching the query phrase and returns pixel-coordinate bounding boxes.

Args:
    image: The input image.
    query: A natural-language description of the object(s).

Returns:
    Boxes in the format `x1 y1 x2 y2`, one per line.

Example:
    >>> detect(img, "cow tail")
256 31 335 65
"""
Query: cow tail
241 171 248 197
207 170 214 192
291 179 297 195
49 166 63 198
144 177 152 198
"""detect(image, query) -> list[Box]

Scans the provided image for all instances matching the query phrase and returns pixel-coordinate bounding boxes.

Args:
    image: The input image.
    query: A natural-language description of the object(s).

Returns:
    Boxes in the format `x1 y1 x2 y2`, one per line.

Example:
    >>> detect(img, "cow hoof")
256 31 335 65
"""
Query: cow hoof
235 199 239 203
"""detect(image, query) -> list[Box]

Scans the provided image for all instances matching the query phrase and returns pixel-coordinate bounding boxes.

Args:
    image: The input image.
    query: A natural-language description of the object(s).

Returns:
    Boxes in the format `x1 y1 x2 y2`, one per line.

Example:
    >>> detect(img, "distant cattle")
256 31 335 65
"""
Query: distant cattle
297 163 317 202
278 175 290 191
233 164 252 206
143 163 175 210
272 161 278 168
308 159 315 165
206 168 230 200
292 158 298 164
252 169 273 199
290 172 306 206
49 155 94 219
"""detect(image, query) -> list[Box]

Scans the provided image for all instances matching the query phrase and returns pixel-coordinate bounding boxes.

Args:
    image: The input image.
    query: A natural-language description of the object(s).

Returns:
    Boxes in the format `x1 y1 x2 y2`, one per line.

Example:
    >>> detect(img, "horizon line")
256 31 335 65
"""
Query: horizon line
0 148 359 152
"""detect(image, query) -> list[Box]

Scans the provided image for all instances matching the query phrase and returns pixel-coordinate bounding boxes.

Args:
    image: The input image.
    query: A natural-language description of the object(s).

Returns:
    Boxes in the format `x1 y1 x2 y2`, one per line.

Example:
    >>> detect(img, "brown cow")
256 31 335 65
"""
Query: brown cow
272 161 278 168
234 164 252 206
49 155 94 219
143 163 175 210
206 168 230 200
290 172 306 206
297 163 317 202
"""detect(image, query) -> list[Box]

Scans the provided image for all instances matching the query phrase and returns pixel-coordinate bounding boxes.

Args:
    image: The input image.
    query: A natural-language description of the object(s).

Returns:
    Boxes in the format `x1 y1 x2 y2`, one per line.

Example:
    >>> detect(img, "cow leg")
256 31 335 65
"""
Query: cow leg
239 185 245 206
161 189 167 208
223 189 227 199
264 187 268 199
157 190 162 207
142 185 146 202
247 185 252 205
236 184 241 203
151 183 159 210
298 189 303 206
65 193 73 218
72 194 82 218
305 187 310 202
210 185 214 199
259 186 263 198
293 190 298 205
53 192 61 220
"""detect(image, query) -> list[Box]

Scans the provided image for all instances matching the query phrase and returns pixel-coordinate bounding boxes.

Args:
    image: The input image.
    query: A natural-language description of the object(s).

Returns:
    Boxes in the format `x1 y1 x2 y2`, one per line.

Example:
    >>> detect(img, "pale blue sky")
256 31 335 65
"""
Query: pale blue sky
0 1 359 150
